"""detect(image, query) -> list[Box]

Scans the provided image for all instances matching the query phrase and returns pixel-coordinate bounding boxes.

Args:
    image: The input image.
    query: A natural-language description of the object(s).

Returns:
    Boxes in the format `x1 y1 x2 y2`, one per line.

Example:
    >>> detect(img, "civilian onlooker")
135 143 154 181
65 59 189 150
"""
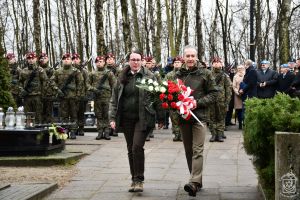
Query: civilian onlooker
225 67 236 127
276 64 295 96
256 60 278 99
239 59 257 99
291 63 300 97
288 59 296 74
232 65 245 129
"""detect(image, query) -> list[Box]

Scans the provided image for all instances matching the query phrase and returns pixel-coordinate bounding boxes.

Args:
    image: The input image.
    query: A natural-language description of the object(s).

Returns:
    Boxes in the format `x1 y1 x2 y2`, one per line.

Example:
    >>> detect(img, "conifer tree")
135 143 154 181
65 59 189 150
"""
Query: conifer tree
0 27 16 110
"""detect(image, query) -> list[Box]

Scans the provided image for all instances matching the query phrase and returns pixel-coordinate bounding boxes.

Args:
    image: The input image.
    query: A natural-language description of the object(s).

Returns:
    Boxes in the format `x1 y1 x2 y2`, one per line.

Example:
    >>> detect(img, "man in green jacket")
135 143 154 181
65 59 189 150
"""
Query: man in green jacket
175 45 218 197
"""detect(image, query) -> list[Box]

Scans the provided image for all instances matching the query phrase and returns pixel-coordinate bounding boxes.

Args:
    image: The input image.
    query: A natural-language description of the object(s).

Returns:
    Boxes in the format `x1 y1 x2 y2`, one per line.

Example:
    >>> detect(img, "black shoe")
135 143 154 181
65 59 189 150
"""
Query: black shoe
209 135 216 142
215 135 224 142
112 132 118 137
224 127 228 131
103 131 111 140
146 135 150 141
239 123 243 130
149 133 154 138
78 129 84 136
69 131 76 139
96 132 103 140
221 134 227 139
184 182 202 197
163 126 168 129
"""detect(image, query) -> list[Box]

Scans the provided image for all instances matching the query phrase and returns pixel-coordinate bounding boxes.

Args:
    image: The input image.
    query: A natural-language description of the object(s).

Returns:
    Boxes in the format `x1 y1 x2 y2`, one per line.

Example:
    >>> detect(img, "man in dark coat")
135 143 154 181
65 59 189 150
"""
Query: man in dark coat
276 64 295 96
256 60 278 99
239 59 257 99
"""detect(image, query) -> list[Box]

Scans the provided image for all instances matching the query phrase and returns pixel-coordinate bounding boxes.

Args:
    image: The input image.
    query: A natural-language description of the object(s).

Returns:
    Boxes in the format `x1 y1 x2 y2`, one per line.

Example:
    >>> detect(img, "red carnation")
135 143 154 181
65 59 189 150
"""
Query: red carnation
170 102 177 109
162 102 169 109
178 94 184 101
167 94 173 101
159 93 166 100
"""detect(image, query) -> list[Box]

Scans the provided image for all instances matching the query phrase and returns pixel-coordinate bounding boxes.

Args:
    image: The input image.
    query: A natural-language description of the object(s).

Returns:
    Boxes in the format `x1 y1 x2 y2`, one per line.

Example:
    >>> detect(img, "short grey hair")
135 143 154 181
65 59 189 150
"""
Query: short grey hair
244 59 253 67
183 45 198 56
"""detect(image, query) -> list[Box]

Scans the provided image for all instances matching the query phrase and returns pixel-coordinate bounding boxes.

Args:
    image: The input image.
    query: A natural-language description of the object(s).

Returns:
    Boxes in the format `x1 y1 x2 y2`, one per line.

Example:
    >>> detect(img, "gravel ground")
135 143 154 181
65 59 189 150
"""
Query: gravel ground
0 144 101 188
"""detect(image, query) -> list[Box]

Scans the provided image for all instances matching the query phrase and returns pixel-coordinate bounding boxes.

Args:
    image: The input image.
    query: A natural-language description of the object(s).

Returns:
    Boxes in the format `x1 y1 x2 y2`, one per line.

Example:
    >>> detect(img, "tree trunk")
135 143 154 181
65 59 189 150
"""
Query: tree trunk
184 7 189 46
144 0 150 55
165 0 176 57
33 0 41 54
120 0 132 53
107 1 114 53
84 0 91 69
154 0 162 62
278 0 291 63
56 0 63 56
76 0 83 58
255 0 263 62
209 6 219 60
250 0 255 61
130 0 142 51
216 0 229 66
95 0 106 55
113 0 120 57
196 0 204 60
43 0 49 55
175 0 187 55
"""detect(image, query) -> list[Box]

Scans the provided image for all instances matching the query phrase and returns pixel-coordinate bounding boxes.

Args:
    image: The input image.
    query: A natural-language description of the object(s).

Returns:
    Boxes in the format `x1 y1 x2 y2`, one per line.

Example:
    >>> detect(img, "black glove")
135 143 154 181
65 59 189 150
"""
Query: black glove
95 89 101 95
20 90 28 98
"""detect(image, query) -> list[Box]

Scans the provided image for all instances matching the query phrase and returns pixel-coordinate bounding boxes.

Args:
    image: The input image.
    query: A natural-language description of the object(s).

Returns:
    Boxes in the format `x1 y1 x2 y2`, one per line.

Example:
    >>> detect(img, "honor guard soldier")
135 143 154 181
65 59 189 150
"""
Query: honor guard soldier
89 56 116 140
6 53 22 107
53 53 81 139
209 57 232 142
72 53 90 136
165 56 184 141
38 53 56 123
19 52 48 124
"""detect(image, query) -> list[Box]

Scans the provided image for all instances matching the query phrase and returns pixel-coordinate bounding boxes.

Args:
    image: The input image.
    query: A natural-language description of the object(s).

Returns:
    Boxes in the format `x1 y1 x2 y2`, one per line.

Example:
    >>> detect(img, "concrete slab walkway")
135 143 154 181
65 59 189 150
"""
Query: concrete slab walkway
46 125 262 200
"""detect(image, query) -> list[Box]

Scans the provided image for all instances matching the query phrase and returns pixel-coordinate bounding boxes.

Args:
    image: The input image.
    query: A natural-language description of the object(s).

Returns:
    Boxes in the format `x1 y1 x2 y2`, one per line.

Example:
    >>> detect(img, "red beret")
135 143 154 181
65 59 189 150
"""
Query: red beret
95 56 105 63
106 53 115 60
211 57 222 64
72 53 80 60
6 53 15 60
62 53 71 60
173 56 184 63
39 52 48 59
26 52 37 59
145 56 153 63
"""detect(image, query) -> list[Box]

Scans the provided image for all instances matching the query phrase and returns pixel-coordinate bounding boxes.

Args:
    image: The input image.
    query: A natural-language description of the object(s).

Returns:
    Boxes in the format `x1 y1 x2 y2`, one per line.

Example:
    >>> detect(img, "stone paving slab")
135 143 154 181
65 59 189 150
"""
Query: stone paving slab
46 125 263 200
0 183 57 200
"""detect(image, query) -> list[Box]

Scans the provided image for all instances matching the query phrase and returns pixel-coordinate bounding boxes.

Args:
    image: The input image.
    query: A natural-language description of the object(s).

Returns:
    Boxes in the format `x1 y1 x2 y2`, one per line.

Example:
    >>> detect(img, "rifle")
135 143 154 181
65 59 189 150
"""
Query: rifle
79 56 92 69
87 73 109 100
52 59 62 70
22 68 38 96
60 71 77 95
116 52 130 68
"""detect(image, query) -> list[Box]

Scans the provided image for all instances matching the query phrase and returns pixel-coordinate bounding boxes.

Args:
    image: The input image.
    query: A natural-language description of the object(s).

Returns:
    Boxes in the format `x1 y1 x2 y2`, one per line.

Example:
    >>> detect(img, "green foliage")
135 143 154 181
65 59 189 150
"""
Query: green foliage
243 93 300 199
0 28 16 110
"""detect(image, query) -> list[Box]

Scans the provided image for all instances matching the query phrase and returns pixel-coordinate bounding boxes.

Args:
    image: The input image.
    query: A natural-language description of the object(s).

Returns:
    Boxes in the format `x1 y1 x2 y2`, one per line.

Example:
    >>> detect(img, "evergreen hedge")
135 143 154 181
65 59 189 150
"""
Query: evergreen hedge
243 93 300 199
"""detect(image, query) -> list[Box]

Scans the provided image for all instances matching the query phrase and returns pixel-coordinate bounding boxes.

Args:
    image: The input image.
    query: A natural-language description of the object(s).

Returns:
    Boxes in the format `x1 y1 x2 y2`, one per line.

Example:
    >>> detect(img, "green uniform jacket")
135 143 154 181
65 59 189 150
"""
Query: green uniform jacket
212 69 232 106
175 62 218 123
109 66 159 132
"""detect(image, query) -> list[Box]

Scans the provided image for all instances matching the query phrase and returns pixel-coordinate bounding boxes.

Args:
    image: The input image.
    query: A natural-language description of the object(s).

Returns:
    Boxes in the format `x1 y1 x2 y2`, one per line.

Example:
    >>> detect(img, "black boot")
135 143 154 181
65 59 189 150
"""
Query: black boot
70 130 76 139
78 127 85 136
96 131 103 140
239 123 243 130
215 134 224 142
209 135 216 142
103 128 111 140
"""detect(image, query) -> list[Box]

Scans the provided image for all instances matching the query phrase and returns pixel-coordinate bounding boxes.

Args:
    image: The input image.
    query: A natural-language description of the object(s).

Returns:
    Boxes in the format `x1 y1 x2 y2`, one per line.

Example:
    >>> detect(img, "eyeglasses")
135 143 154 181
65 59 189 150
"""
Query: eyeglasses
130 59 141 62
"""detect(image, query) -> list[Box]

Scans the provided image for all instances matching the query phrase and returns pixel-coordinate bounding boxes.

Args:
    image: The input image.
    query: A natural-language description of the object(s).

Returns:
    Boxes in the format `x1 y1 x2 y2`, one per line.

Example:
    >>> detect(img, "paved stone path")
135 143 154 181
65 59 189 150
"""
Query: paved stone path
47 125 262 200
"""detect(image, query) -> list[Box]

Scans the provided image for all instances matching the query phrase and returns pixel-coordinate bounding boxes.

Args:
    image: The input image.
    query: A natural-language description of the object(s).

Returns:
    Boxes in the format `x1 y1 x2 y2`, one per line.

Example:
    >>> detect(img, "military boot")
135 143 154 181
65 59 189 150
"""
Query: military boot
96 130 103 140
69 130 77 139
78 126 85 136
215 132 224 142
103 128 111 140
220 131 226 139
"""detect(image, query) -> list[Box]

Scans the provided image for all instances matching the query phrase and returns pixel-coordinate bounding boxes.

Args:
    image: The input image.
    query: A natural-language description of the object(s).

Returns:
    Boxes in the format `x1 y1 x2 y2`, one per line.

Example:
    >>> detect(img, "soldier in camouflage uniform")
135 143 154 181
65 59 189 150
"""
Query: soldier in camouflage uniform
53 53 81 139
19 52 48 124
105 53 119 136
6 53 22 107
38 53 55 123
72 53 90 136
209 57 232 142
165 56 184 142
89 56 116 140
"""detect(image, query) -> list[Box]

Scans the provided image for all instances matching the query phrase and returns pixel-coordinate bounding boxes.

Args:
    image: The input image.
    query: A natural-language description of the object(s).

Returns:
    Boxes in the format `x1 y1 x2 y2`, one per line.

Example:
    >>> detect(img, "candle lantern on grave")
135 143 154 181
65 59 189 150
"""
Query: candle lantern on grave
5 107 15 129
15 106 26 129
25 112 36 129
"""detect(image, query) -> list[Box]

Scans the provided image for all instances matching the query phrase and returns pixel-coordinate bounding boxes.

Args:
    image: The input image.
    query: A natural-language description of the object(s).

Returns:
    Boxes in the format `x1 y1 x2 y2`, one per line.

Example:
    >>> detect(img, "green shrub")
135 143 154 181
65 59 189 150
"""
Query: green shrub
243 93 300 200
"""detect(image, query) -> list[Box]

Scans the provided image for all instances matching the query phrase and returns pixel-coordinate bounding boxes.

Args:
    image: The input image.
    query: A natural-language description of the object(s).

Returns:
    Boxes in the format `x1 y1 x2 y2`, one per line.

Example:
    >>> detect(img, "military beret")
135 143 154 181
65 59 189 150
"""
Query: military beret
72 53 80 60
260 60 270 64
281 64 289 68
145 56 153 63
211 57 222 63
6 53 15 60
26 52 37 59
95 56 105 63
39 52 48 59
173 56 183 63
62 53 71 60
106 53 115 60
